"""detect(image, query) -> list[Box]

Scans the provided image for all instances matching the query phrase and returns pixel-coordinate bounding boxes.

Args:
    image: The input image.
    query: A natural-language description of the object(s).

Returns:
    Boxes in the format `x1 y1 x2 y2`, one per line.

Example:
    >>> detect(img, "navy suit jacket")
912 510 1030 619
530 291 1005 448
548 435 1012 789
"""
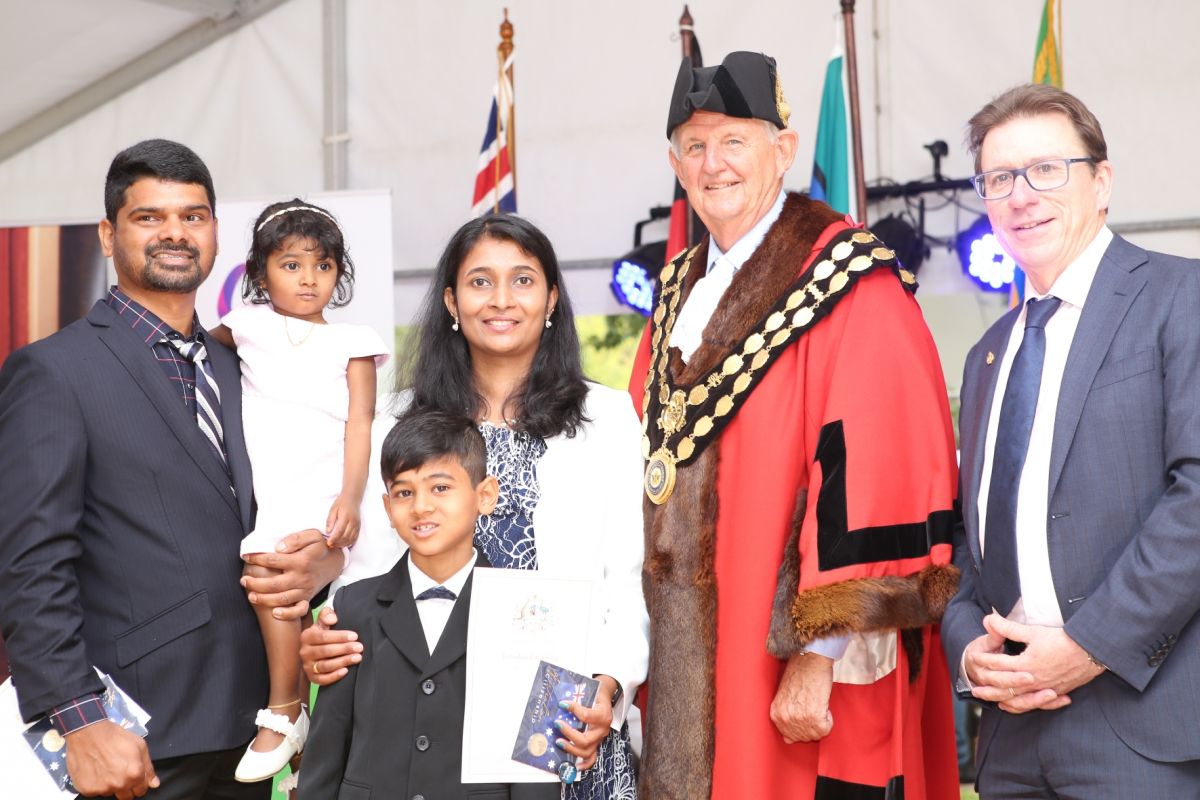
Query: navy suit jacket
0 299 266 759
942 234 1200 762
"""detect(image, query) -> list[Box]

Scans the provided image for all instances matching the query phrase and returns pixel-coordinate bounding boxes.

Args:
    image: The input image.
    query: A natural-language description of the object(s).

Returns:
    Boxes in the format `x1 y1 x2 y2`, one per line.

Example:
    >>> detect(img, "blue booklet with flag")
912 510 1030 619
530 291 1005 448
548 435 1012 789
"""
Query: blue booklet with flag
511 661 598 782
21 673 150 794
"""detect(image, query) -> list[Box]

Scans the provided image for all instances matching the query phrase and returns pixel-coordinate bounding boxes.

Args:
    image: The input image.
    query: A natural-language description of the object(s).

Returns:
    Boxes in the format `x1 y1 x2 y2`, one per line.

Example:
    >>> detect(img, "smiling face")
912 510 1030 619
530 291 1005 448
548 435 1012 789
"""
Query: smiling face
260 235 338 322
980 112 1113 294
443 236 558 370
383 455 498 582
99 177 218 300
668 111 798 251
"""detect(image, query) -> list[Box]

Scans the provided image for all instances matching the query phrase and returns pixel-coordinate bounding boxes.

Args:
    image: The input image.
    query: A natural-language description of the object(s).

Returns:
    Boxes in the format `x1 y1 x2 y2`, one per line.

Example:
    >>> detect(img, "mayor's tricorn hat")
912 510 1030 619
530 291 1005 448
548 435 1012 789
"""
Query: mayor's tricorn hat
666 51 791 139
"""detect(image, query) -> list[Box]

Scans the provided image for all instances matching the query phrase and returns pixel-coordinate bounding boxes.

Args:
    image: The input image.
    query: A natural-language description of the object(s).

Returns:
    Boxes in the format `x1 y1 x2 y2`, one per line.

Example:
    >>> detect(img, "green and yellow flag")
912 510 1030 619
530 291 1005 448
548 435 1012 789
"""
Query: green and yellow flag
1011 0 1063 307
1033 0 1063 87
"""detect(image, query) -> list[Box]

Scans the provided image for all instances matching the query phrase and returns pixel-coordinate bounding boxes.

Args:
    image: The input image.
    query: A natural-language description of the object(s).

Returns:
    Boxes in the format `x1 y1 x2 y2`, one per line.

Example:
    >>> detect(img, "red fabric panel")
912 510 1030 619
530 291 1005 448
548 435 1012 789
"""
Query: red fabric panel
0 228 10 361
10 227 28 352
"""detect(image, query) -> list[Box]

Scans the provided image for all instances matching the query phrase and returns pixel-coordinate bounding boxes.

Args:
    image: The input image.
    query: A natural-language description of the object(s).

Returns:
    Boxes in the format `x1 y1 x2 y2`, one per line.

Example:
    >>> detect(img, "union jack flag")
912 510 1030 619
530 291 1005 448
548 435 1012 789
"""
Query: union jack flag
472 52 516 216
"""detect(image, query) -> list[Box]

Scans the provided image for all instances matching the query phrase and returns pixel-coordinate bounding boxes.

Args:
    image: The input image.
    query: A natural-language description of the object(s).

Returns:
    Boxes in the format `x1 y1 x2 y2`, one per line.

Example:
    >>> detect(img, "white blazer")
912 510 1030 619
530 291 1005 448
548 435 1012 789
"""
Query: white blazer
341 383 649 729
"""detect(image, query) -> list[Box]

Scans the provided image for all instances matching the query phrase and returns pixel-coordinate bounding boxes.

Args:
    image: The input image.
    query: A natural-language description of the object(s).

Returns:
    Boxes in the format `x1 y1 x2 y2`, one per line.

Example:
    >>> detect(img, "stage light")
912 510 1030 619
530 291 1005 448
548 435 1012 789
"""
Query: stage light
611 240 665 317
957 215 1016 292
870 214 925 276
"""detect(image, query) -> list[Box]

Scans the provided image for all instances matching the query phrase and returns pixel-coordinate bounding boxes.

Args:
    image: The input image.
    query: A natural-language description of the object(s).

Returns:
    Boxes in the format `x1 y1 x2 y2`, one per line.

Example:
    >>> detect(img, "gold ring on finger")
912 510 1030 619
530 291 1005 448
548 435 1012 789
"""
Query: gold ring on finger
313 661 322 675
1008 687 1015 698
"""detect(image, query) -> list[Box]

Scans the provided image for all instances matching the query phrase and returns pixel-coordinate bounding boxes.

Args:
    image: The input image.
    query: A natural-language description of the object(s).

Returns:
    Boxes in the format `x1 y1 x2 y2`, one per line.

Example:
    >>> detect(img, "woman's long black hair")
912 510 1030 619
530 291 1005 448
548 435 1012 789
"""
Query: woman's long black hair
401 214 588 440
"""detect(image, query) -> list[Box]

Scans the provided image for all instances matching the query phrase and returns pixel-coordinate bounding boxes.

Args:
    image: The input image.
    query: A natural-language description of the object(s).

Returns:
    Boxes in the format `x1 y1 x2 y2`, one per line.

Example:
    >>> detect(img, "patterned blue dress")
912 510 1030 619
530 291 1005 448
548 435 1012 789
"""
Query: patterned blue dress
474 423 637 800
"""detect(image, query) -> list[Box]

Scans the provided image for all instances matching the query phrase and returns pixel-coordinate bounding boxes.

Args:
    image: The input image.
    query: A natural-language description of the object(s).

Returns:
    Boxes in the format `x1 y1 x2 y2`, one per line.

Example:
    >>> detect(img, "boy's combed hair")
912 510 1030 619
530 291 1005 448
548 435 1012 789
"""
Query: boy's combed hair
104 139 215 223
243 198 355 308
381 409 488 485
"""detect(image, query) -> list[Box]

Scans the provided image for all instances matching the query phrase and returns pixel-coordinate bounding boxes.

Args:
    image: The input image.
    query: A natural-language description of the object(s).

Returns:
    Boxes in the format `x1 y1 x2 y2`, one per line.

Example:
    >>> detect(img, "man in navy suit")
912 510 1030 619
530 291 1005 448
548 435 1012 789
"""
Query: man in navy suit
943 84 1200 796
0 140 341 799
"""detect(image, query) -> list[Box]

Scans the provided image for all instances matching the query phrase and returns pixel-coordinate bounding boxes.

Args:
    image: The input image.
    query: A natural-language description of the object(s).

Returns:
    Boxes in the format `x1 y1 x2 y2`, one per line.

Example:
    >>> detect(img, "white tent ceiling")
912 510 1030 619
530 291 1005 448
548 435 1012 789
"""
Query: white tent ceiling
1 0 289 162
3 0 1200 383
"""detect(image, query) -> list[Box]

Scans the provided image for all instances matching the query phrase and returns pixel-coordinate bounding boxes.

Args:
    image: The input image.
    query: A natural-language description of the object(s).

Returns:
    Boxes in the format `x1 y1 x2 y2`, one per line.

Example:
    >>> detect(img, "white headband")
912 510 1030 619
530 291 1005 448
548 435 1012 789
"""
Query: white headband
255 205 343 235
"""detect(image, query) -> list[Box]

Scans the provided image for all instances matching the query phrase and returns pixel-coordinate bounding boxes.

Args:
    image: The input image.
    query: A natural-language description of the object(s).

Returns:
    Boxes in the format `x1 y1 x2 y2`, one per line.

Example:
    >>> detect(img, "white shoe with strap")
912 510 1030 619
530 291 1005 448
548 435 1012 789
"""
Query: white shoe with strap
234 706 309 783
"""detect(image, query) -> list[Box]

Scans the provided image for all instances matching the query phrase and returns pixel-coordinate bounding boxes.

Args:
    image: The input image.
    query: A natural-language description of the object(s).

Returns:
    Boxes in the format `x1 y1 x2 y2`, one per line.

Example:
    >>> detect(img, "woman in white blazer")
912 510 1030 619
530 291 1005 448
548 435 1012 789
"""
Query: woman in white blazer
302 215 648 800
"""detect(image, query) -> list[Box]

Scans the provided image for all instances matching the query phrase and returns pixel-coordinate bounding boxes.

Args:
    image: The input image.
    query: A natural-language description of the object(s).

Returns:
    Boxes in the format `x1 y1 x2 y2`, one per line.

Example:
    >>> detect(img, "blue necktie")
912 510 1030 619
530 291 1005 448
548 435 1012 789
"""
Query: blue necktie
415 586 457 602
982 296 1062 617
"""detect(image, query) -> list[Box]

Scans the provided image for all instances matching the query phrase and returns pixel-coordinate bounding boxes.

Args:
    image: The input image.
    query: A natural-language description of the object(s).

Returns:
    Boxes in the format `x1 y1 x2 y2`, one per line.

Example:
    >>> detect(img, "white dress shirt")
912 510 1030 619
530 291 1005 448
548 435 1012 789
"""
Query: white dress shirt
668 190 849 661
408 548 479 654
669 190 787 361
977 226 1113 626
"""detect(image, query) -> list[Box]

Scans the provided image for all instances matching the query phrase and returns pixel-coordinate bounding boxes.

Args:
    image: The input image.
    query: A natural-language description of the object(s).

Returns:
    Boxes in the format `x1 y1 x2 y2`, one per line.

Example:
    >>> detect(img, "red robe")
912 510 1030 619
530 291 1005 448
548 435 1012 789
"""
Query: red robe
631 194 959 799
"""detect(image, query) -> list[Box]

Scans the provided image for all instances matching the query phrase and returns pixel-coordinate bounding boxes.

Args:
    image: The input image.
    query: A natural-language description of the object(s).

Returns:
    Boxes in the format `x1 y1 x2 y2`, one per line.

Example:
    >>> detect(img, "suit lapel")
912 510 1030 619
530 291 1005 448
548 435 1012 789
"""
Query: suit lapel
963 312 1019 566
378 552 433 670
90 302 238 515
1048 236 1148 499
421 554 487 679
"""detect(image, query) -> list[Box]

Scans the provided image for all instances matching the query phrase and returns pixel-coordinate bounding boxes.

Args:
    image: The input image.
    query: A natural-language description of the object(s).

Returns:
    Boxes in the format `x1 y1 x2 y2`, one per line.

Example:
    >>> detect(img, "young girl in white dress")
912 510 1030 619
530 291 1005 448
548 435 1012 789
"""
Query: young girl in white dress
211 200 388 783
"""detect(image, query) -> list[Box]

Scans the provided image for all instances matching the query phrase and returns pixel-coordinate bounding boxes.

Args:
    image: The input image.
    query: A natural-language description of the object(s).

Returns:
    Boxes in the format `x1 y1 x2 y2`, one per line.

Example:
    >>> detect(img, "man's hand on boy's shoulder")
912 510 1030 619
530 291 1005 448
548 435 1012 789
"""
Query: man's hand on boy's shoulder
301 605 364 686
242 529 344 620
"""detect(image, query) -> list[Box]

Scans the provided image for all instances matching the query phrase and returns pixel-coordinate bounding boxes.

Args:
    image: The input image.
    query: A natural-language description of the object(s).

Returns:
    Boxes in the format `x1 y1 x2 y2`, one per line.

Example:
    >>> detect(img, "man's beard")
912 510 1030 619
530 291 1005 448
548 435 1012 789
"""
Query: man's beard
123 241 210 293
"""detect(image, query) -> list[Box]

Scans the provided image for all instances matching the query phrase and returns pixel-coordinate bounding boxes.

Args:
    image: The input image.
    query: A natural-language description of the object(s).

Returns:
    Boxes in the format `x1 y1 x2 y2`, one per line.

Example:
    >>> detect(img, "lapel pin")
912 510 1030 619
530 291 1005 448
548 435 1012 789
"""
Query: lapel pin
986 352 995 365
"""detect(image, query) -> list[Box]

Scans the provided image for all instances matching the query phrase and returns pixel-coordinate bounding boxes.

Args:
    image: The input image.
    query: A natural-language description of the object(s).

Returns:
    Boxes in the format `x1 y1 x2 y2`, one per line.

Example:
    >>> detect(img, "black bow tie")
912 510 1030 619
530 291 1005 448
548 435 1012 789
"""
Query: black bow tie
415 586 457 602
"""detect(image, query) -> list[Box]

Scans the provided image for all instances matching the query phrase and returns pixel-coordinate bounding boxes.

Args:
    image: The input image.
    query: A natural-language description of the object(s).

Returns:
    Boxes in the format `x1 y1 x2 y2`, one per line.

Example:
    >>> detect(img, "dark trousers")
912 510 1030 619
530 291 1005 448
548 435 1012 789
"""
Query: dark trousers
99 746 271 800
977 684 1200 798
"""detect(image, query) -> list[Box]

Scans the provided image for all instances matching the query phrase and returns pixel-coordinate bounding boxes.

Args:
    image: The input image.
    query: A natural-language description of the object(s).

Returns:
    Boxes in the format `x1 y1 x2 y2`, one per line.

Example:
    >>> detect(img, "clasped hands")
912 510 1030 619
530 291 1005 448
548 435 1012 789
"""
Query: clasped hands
964 613 1105 714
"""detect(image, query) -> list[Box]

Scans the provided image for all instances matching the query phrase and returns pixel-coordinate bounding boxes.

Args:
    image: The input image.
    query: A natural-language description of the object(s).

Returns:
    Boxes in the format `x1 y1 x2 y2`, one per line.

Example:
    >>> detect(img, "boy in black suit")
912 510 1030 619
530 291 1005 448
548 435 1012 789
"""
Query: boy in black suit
299 409 513 799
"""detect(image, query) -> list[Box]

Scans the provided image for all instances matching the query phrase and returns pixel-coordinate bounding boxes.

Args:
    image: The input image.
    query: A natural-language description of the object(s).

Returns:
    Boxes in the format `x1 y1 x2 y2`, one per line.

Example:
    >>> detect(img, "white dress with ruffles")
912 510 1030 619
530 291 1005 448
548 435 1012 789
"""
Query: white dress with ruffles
223 303 388 556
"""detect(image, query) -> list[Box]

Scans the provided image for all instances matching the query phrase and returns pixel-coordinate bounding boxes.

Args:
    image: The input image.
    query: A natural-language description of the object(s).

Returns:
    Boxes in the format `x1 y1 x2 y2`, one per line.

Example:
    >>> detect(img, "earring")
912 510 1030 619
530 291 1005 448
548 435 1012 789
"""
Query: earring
545 314 553 329
451 318 460 332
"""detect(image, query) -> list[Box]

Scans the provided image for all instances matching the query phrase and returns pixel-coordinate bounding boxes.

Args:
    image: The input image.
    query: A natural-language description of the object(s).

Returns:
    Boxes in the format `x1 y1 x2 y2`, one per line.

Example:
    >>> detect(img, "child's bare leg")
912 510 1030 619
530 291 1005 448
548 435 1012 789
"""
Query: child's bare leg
246 562 303 753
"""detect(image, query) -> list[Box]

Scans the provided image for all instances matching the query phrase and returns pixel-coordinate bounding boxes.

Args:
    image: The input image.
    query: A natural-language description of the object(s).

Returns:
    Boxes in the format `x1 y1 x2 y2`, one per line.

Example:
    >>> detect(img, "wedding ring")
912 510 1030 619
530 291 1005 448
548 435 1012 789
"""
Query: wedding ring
1008 687 1015 699
313 661 322 675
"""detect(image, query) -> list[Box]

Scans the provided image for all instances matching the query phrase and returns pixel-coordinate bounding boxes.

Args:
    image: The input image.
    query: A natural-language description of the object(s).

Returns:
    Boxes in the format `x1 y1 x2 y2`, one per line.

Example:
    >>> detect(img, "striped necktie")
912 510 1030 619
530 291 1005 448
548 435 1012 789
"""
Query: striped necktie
164 336 227 464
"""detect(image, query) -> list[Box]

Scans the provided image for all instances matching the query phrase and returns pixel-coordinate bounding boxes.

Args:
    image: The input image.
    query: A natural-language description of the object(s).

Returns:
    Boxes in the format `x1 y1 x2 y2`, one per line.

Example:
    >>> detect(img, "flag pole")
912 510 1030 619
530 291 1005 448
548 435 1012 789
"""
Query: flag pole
678 5 697 244
839 0 868 224
1056 0 1064 84
496 9 515 214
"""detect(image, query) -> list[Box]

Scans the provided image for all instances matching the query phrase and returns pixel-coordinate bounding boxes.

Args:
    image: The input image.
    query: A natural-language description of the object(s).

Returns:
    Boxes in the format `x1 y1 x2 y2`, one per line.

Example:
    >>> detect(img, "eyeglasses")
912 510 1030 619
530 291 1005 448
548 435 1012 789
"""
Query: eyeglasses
972 157 1097 200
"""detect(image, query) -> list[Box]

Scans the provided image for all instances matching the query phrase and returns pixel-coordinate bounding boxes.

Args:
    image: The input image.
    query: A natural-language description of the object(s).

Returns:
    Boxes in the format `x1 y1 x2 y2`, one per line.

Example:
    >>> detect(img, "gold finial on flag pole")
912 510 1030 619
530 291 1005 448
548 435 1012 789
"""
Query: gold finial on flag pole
494 9 516 213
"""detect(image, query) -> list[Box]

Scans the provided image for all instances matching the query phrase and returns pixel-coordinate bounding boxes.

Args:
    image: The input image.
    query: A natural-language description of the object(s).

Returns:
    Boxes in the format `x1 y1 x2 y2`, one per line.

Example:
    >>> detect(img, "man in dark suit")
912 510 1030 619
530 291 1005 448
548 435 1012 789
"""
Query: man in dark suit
0 139 340 799
943 84 1200 796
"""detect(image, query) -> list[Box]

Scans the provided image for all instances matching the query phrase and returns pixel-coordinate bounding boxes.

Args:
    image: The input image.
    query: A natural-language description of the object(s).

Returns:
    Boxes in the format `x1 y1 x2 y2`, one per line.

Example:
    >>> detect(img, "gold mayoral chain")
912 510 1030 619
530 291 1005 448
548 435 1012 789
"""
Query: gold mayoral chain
641 229 914 504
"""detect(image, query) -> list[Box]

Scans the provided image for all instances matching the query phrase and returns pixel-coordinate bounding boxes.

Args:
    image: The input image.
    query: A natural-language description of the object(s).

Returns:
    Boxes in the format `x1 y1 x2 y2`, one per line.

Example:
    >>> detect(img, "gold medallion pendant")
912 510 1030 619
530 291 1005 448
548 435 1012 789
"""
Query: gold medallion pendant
645 448 678 505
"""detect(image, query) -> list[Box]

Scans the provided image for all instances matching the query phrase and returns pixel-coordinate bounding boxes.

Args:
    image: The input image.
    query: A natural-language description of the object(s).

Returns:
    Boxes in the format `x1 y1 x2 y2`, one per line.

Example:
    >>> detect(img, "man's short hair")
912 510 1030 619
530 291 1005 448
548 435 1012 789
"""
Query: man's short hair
104 139 216 223
966 84 1108 173
381 409 488 485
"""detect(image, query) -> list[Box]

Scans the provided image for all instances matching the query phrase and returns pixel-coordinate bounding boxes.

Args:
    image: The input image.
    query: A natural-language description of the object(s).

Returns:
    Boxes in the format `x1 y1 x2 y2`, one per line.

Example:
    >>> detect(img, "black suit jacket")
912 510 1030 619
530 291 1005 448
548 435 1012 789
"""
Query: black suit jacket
0 300 266 759
300 552 556 800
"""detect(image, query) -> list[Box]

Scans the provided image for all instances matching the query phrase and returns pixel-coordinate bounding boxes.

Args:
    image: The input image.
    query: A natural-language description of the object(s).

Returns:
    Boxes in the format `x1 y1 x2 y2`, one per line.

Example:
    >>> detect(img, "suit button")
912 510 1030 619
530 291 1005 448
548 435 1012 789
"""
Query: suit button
1148 655 1162 667
422 679 436 695
415 734 430 751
